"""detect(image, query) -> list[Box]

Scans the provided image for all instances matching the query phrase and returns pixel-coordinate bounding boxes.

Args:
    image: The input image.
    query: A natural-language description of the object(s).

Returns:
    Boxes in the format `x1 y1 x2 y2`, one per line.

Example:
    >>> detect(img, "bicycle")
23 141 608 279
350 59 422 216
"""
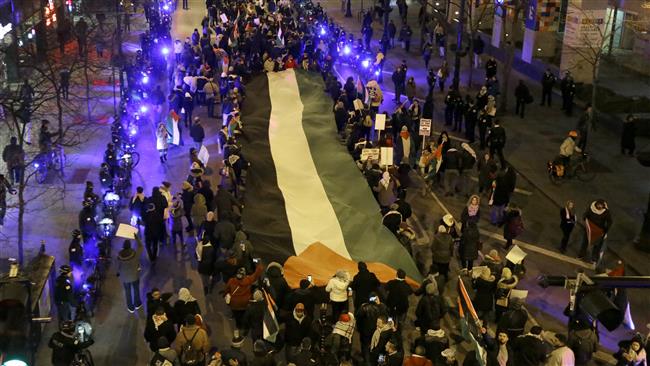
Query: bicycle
33 145 66 184
547 152 597 185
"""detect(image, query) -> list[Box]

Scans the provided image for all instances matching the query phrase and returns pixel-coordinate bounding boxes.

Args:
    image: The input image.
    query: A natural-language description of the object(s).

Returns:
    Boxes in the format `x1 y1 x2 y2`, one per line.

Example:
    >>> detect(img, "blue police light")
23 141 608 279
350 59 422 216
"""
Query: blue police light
163 4 170 11
343 45 351 55
83 283 91 291
362 59 370 68
34 163 39 168
320 28 326 36
162 47 170 55
141 75 149 84
140 105 148 113
375 70 380 76
130 127 137 136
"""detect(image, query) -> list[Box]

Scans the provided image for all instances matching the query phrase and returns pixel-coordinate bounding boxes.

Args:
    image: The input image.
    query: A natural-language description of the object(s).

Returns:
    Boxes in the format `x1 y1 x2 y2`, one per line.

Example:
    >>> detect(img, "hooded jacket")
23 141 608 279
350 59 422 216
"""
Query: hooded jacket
326 271 351 302
190 193 208 229
583 201 612 232
265 262 290 309
117 236 144 283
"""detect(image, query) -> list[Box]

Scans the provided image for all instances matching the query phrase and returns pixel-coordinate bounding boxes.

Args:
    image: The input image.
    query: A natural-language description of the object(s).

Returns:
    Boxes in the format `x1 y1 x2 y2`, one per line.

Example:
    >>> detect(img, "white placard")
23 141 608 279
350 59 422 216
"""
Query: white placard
220 14 229 23
172 119 180 145
419 118 432 136
254 18 260 25
510 289 529 301
505 245 527 265
198 145 210 166
375 113 386 131
353 99 364 111
116 223 138 239
380 147 393 166
361 148 380 162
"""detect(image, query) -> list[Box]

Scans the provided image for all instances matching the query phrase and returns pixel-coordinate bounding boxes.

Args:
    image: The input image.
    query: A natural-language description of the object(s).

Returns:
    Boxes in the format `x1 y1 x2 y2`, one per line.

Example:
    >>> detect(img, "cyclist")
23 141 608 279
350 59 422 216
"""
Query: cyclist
559 130 581 170
39 119 60 154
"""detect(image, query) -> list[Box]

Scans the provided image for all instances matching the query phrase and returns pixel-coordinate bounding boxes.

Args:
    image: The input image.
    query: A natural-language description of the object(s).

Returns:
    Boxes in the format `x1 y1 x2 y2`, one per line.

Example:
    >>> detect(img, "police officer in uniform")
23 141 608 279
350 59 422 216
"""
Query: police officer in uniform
560 71 576 116
69 229 84 266
54 265 75 323
48 320 93 366
540 68 556 107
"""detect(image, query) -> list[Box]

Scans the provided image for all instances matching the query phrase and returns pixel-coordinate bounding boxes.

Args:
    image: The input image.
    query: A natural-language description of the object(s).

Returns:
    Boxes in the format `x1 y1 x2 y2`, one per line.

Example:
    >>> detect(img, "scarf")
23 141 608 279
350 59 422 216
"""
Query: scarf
467 203 479 217
152 313 168 330
402 136 411 160
380 172 391 189
333 318 356 342
496 344 508 366
178 287 196 303
370 324 392 350
590 201 607 215
293 310 305 324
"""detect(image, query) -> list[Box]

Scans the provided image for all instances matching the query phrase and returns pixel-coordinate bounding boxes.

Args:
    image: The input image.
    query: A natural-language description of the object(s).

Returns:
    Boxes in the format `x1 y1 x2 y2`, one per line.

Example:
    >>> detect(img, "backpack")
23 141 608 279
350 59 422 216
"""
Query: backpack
150 352 173 366
180 329 203 365
555 164 565 177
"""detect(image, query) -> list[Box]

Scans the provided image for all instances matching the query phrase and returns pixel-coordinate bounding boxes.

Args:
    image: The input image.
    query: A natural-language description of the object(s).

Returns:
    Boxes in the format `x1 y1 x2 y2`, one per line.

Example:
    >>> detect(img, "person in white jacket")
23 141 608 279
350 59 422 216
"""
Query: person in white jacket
326 270 351 322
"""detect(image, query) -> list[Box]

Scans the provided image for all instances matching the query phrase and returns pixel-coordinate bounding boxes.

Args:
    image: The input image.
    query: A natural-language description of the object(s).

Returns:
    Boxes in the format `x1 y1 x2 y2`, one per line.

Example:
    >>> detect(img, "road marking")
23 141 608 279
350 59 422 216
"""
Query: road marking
468 176 533 196
422 180 593 269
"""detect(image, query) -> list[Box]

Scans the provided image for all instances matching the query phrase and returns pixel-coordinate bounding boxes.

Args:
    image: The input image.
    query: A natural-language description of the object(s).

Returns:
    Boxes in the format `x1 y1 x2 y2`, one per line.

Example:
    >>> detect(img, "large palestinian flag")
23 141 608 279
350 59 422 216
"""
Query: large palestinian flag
241 69 421 287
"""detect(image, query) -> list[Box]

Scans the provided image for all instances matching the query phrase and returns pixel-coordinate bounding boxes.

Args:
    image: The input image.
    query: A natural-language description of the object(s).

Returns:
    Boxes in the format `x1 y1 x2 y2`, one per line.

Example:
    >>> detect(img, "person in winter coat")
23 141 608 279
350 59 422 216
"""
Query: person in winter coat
146 288 174 320
578 199 612 265
385 268 413 324
559 200 577 254
190 117 206 149
459 221 480 270
374 171 397 209
480 327 514 366
495 267 519 322
350 261 380 310
472 267 496 319
191 193 208 238
173 288 201 328
170 195 185 248
285 279 317 316
117 234 144 313
394 126 417 168
405 77 417 103
461 194 481 229
489 166 514 225
356 294 389 362
403 346 433 366
156 123 169 163
283 303 313 363
224 264 264 328
514 80 531 118
242 289 266 341
174 315 210 365
511 326 549 366
569 324 599 366
181 181 195 232
480 249 504 282
196 234 217 294
370 316 395 366
497 297 528 340
413 328 449 366
265 262 290 310
415 282 446 332
182 92 195 127
144 307 177 352
68 230 84 266
621 114 636 156
478 153 497 195
430 226 454 281
502 204 523 249
129 186 146 226
151 337 180 366
326 269 351 321
546 333 575 366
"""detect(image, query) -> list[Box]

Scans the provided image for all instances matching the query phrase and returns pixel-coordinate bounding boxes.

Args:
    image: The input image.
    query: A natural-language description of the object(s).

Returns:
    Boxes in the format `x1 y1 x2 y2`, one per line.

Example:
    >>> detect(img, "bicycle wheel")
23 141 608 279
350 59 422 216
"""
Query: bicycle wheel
575 163 597 182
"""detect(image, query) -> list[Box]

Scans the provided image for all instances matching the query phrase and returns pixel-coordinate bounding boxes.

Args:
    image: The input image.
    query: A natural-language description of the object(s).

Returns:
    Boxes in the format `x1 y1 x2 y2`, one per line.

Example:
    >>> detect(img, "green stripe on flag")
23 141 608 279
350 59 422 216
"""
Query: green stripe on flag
294 70 421 281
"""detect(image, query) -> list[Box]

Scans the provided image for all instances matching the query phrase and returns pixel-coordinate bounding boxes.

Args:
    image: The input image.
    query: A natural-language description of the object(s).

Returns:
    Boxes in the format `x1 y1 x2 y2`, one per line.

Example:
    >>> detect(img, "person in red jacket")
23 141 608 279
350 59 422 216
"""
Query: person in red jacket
403 346 433 366
224 264 263 329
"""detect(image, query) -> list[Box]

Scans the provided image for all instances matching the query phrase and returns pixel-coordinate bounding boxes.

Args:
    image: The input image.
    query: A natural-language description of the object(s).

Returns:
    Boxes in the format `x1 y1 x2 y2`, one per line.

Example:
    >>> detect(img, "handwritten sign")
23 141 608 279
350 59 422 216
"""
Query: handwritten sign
419 118 432 136
380 147 393 166
361 148 380 162
375 113 386 131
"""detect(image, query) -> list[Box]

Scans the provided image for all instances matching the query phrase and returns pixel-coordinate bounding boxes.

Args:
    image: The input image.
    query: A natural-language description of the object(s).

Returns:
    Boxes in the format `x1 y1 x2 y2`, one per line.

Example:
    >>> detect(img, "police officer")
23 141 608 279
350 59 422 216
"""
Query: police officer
69 229 84 266
48 320 93 366
540 68 556 107
103 143 118 177
464 96 478 143
54 265 75 322
78 200 97 245
444 89 459 126
560 71 576 116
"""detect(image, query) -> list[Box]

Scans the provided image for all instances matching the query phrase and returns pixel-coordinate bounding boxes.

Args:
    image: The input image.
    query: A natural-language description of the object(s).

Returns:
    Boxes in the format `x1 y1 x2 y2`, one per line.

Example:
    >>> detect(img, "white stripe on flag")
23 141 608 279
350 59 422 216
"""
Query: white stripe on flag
266 69 351 259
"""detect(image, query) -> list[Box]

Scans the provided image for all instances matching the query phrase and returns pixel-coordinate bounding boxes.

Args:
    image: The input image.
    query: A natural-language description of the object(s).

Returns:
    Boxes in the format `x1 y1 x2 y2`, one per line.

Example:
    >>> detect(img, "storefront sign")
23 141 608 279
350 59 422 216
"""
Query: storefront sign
563 8 606 48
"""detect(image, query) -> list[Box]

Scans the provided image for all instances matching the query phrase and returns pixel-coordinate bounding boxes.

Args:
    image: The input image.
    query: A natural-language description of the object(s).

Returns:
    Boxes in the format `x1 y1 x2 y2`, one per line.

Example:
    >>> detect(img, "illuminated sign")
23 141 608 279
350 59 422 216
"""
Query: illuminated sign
44 0 58 27
0 23 11 39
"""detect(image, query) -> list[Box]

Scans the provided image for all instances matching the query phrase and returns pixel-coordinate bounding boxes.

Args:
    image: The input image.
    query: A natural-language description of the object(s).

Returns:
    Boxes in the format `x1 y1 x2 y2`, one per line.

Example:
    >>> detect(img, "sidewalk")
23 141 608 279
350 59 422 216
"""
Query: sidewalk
321 0 650 277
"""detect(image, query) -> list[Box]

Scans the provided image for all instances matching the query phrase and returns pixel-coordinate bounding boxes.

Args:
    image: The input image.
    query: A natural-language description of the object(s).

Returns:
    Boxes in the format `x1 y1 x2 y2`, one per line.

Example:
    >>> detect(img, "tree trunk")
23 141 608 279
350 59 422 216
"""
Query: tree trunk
84 56 92 123
591 58 600 113
17 181 25 265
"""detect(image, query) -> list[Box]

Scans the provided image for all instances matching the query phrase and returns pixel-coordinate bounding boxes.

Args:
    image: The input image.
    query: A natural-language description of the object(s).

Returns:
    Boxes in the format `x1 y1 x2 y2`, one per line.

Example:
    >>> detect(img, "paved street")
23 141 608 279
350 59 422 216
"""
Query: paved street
0 0 642 364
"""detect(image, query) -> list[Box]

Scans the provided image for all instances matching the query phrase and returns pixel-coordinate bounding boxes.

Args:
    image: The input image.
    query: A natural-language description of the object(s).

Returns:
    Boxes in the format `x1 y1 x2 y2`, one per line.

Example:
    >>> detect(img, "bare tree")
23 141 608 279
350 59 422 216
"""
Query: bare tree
497 0 528 113
449 0 493 87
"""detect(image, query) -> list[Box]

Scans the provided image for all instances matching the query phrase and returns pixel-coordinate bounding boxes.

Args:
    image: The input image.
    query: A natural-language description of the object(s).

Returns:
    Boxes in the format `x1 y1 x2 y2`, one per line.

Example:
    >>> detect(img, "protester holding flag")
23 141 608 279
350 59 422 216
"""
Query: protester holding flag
224 264 264 330
578 199 613 266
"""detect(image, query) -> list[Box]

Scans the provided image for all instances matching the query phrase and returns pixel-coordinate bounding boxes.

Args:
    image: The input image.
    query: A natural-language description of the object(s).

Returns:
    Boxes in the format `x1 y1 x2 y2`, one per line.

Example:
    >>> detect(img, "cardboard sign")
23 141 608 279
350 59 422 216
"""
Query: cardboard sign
375 113 386 131
353 99 364 111
505 245 527 265
510 289 529 301
116 224 138 239
361 148 380 162
198 145 210 166
380 147 393 166
419 118 432 136
220 14 229 23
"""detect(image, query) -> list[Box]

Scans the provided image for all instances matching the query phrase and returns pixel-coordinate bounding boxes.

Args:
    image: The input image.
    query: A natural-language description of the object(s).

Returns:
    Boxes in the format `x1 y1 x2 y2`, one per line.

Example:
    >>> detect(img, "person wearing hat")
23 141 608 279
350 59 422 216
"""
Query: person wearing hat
68 229 84 266
242 289 266 341
220 330 247 366
326 269 352 322
480 249 504 281
495 267 518 322
415 280 446 333
48 320 93 366
440 348 458 365
182 92 195 128
224 263 264 329
54 265 75 322
78 198 97 245
473 266 496 320
190 117 206 149
459 221 480 270
382 203 403 235
431 225 454 282
578 199 612 266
